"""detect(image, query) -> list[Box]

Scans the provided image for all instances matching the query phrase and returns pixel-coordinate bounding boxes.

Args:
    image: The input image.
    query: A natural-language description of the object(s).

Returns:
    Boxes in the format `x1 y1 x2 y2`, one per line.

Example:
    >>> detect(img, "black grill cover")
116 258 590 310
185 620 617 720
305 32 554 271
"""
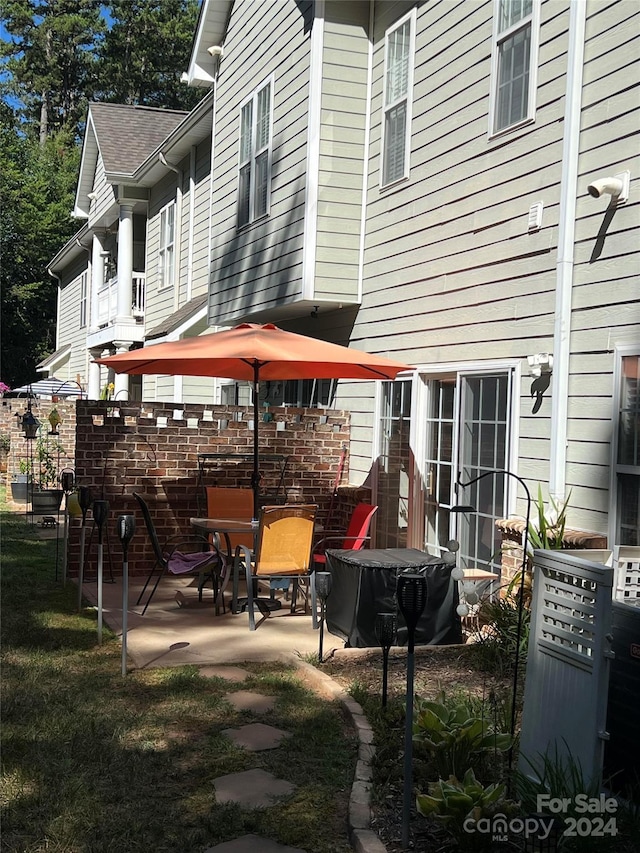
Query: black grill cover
325 548 462 648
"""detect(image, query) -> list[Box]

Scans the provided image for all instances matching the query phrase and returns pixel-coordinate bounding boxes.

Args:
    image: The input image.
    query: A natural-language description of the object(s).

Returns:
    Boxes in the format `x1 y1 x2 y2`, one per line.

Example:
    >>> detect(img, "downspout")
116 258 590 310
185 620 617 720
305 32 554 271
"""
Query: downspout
549 0 586 503
48 268 62 350
186 145 196 302
207 55 221 403
159 152 183 403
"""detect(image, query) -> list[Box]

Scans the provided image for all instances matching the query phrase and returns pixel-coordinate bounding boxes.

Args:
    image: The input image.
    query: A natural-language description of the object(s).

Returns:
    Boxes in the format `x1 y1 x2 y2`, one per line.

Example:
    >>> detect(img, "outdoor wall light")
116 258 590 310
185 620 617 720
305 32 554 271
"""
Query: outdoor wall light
374 612 396 708
315 571 332 663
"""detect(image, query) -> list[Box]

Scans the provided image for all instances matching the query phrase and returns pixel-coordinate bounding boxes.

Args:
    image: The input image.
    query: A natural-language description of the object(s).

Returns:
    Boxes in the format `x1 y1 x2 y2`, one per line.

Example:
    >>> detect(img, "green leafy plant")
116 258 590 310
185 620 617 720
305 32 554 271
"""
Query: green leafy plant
413 690 513 780
527 484 572 551
0 433 10 453
34 434 66 489
468 590 531 676
416 768 518 850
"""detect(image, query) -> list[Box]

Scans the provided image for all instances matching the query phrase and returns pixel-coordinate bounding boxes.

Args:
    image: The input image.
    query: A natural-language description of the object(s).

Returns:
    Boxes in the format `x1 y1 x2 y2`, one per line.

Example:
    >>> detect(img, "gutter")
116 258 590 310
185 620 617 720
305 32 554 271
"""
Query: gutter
549 0 586 503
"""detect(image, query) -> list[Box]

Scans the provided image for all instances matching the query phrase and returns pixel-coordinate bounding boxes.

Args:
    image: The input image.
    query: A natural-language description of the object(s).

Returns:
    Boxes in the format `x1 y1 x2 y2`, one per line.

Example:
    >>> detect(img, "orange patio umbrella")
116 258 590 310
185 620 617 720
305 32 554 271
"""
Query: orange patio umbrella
95 323 413 518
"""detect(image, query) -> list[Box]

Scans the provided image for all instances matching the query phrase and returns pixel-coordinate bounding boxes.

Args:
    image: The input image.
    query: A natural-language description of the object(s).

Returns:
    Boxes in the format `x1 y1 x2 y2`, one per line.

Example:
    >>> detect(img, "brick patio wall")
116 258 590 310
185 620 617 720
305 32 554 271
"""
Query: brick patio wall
9 400 354 579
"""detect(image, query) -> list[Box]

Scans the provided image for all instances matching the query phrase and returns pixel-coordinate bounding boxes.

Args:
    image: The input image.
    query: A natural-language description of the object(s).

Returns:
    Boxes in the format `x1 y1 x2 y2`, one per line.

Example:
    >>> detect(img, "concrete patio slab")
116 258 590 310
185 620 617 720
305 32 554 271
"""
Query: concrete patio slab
79 574 338 669
222 722 292 751
213 768 295 808
205 834 306 852
225 690 276 713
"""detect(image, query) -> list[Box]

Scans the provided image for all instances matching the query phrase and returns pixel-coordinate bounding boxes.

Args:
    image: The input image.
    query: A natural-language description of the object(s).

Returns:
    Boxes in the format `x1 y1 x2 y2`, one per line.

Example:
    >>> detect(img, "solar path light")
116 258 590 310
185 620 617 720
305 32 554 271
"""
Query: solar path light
374 612 397 708
92 500 109 645
397 571 427 850
117 514 136 676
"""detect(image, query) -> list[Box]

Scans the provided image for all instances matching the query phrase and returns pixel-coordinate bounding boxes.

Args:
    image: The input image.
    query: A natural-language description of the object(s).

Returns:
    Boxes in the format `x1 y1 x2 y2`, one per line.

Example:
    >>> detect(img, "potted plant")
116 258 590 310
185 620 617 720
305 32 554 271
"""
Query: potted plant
10 458 31 502
31 432 65 515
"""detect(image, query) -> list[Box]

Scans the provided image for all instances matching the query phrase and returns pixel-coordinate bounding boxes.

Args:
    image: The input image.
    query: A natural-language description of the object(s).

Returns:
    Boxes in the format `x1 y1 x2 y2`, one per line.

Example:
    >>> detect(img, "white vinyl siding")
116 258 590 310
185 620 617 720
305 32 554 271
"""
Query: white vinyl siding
491 0 539 135
158 201 176 290
238 79 273 228
381 9 415 186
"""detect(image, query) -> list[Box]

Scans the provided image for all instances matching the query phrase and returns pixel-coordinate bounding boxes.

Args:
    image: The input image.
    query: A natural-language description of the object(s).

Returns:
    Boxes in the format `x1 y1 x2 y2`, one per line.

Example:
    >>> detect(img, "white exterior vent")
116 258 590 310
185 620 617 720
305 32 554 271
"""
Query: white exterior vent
528 201 544 231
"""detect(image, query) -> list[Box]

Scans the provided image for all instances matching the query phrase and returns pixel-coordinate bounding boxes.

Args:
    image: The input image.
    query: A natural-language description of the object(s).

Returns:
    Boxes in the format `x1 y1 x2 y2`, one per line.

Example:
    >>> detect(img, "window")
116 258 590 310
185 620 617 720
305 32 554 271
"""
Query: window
79 271 88 328
238 79 272 227
615 353 640 545
158 201 175 290
382 9 415 186
376 368 515 572
490 0 539 135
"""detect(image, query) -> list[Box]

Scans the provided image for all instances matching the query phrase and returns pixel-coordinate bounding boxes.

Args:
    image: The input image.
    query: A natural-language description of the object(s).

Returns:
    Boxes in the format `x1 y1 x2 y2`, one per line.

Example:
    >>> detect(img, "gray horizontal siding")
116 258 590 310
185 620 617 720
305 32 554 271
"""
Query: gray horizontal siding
209 0 312 323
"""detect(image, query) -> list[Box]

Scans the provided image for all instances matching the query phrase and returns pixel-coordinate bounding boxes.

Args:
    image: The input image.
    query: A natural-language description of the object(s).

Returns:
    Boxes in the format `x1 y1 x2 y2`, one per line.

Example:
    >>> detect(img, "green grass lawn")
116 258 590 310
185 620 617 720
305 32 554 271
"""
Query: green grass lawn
0 495 357 853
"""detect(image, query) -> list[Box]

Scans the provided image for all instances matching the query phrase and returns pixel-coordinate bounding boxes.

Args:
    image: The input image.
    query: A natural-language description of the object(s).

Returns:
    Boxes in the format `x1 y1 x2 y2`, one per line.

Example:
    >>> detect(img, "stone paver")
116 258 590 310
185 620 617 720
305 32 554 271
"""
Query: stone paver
204 834 307 852
222 722 292 751
225 689 276 713
200 665 249 683
213 768 295 808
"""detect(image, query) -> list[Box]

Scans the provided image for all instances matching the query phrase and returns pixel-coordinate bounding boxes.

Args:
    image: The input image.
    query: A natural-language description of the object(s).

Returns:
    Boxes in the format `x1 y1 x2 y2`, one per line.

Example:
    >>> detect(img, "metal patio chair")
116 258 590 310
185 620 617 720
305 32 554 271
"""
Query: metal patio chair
133 492 222 615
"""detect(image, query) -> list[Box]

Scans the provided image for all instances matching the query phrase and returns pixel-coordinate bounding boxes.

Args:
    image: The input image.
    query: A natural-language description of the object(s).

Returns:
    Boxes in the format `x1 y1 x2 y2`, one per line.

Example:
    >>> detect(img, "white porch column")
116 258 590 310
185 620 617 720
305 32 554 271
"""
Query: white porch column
112 341 132 401
116 203 134 322
87 347 103 400
90 231 106 333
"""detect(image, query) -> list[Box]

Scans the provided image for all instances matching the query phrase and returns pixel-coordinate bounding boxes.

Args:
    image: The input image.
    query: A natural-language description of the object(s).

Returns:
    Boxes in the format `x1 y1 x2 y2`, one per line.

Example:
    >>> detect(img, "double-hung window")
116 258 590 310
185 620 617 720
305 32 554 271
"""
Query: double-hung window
238 79 273 228
158 201 175 290
382 9 415 187
491 0 539 135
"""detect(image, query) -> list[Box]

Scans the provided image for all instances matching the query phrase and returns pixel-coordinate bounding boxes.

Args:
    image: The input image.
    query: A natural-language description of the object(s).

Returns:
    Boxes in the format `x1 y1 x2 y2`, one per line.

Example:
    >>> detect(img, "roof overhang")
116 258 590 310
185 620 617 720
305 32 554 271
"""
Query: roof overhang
185 0 232 87
48 223 91 276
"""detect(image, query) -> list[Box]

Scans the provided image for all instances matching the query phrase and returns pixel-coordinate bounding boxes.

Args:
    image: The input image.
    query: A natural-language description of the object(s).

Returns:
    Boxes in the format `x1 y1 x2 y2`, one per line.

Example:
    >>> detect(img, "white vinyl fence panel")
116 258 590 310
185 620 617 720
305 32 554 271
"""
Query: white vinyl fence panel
518 550 615 789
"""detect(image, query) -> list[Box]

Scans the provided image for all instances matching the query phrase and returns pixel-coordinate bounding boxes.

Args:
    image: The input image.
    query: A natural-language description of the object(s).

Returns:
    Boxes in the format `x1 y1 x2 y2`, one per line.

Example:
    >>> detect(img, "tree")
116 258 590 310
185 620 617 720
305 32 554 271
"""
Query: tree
0 0 105 143
1 105 80 386
96 0 202 110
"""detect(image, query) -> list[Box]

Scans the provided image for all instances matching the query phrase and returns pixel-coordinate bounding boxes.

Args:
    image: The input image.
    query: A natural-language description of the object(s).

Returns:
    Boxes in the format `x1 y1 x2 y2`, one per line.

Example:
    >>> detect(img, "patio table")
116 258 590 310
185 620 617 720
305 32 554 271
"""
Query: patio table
190 516 259 612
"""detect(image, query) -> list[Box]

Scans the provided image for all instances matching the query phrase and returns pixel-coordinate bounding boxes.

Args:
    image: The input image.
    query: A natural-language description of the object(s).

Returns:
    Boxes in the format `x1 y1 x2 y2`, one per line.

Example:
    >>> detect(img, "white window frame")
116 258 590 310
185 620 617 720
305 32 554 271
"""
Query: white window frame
237 76 274 228
79 270 88 328
158 200 176 291
609 345 640 547
489 0 540 137
380 7 416 188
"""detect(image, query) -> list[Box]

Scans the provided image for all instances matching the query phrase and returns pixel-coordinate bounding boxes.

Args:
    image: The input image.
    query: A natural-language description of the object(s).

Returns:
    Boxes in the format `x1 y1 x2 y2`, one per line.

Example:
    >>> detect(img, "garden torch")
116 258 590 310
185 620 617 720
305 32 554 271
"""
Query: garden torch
117 514 136 676
397 571 427 850
314 572 333 663
92 500 109 645
59 468 74 586
76 486 93 611
375 612 397 708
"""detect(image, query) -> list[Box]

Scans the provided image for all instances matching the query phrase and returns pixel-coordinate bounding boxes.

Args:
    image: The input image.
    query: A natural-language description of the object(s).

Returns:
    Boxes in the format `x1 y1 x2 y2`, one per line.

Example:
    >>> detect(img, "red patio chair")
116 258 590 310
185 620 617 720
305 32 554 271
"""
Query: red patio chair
312 503 378 569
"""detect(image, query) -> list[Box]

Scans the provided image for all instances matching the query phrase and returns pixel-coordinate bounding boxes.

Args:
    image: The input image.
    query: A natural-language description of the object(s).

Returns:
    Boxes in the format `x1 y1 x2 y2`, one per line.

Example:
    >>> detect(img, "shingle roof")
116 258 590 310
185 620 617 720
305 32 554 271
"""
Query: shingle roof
89 102 189 176
146 294 209 340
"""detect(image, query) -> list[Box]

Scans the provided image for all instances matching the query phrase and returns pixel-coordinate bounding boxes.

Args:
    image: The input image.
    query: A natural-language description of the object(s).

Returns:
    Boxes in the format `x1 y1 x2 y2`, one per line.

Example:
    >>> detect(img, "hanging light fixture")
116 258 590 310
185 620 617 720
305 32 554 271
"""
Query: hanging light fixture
21 403 39 439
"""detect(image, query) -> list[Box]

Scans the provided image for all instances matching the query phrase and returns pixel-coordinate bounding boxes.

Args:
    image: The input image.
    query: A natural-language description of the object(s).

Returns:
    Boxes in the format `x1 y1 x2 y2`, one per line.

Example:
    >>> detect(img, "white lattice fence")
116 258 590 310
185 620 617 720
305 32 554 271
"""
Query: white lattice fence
518 550 615 788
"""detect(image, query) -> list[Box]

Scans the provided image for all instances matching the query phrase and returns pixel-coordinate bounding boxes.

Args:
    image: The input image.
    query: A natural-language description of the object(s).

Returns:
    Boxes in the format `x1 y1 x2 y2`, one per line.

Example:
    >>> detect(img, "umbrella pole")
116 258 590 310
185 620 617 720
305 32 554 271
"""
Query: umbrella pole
252 364 260 521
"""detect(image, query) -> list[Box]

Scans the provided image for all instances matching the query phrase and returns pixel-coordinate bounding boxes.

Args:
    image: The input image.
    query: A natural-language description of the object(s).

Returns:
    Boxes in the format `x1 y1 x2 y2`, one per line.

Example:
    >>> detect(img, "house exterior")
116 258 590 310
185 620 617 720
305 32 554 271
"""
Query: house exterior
47 0 639 573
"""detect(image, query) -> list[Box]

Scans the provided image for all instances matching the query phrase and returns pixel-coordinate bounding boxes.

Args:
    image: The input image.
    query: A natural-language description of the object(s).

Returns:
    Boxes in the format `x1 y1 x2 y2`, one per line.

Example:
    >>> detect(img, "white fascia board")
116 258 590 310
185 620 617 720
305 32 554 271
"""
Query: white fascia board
74 112 99 218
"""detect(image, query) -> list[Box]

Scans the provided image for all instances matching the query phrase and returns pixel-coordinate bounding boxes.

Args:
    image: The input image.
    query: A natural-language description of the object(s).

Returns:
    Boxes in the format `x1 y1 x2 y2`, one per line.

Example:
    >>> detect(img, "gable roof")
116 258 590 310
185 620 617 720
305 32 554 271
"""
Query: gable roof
89 102 189 176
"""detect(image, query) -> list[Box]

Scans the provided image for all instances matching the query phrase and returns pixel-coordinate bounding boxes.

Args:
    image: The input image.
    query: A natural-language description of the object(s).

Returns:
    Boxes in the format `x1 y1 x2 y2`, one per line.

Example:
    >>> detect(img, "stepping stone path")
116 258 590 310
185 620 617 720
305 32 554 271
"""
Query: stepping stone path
201 668 305 852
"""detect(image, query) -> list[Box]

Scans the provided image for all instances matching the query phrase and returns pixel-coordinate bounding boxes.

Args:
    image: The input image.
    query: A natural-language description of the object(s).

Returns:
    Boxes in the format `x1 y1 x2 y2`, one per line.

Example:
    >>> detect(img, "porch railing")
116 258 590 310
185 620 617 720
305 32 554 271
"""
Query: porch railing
97 273 146 327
